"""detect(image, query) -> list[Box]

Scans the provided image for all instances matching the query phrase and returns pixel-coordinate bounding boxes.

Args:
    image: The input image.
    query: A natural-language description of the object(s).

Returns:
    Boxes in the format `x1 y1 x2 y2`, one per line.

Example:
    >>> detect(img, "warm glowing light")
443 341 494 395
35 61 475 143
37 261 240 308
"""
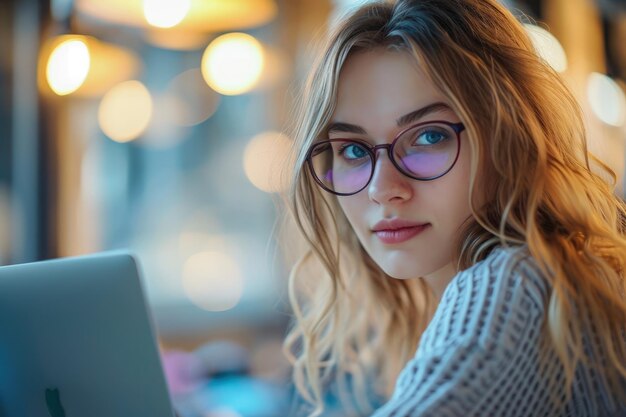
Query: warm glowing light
46 37 91 95
243 131 292 193
587 73 626 127
40 35 140 98
98 80 153 142
76 0 277 33
143 0 190 28
182 251 243 312
201 33 264 95
524 24 568 73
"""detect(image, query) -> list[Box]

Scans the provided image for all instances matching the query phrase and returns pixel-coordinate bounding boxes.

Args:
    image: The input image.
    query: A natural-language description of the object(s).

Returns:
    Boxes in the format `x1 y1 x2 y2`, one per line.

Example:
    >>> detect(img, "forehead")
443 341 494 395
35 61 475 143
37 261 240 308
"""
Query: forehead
333 48 447 127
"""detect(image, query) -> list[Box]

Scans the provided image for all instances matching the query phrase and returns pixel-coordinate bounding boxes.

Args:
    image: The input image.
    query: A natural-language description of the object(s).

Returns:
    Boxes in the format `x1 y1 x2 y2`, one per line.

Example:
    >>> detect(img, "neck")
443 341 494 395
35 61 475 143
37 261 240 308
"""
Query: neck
422 262 458 302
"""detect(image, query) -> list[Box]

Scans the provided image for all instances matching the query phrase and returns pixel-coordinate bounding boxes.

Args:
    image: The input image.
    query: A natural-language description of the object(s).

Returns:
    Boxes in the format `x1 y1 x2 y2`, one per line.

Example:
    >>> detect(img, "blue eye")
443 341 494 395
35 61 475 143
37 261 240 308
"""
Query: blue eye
339 143 368 160
415 128 449 145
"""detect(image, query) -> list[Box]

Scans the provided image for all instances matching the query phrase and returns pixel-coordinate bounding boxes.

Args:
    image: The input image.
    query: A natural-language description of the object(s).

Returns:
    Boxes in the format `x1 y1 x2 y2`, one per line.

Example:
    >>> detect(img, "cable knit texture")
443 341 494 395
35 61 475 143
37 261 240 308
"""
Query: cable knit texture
371 245 626 417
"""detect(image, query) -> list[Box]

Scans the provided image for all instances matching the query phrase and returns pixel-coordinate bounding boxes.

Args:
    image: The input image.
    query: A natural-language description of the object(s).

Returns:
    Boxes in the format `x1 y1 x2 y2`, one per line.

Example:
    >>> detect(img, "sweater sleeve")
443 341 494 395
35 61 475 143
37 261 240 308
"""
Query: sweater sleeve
371 246 554 417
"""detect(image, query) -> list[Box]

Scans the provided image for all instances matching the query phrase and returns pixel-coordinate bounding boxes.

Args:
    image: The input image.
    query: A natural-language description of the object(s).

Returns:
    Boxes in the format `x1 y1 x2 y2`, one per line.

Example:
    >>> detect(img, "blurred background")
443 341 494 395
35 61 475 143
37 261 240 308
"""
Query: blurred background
0 0 625 416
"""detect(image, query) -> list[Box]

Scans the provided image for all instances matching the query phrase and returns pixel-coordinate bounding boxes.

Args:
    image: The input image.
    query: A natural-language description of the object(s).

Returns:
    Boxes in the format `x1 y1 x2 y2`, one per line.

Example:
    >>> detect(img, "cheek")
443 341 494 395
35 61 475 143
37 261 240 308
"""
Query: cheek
337 197 369 237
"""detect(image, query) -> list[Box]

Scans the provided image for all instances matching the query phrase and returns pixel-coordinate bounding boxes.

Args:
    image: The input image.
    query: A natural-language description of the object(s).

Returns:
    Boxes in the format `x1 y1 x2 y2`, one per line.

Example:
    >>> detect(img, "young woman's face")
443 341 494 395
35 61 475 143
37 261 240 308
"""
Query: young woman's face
331 49 473 291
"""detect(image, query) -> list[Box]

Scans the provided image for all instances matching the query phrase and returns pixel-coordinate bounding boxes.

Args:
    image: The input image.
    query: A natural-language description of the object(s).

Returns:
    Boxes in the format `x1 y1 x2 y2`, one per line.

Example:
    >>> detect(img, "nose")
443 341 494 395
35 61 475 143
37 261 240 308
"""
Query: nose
367 149 412 204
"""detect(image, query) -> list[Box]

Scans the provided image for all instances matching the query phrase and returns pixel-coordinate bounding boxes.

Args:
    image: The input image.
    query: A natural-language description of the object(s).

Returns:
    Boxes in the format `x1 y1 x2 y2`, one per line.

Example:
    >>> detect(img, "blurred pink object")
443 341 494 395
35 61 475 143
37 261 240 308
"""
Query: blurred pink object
161 350 205 395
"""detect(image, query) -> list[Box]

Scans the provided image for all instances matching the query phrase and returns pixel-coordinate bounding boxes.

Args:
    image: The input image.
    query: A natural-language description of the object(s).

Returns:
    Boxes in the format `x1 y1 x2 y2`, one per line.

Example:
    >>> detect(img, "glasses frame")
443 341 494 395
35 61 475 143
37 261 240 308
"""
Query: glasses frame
306 120 465 196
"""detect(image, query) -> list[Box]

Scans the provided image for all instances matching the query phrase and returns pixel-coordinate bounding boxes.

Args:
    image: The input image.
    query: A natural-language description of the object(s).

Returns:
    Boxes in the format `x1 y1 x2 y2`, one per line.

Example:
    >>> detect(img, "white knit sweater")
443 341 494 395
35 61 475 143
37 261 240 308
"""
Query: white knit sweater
371 246 626 417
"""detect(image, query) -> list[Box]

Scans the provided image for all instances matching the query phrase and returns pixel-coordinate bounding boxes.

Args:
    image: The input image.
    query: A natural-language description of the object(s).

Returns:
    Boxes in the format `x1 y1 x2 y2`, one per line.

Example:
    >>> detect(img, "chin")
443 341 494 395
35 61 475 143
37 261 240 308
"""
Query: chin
378 259 428 280
375 252 450 281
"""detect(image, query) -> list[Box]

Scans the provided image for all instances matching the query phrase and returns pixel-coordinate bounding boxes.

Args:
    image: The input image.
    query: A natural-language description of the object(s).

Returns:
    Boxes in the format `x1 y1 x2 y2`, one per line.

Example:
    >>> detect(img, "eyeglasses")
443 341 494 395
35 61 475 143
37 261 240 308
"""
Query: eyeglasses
306 120 465 196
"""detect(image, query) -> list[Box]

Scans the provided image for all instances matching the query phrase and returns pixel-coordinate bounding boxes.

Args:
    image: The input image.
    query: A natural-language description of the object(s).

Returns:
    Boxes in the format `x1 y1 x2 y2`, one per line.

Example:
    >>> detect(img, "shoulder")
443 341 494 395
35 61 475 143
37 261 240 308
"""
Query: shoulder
449 245 550 310
418 245 550 353
378 246 557 415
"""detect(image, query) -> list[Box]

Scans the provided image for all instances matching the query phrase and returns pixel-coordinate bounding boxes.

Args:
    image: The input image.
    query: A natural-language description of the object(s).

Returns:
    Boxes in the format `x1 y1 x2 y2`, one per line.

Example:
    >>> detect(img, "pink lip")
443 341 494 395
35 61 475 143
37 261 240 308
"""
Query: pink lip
372 219 430 244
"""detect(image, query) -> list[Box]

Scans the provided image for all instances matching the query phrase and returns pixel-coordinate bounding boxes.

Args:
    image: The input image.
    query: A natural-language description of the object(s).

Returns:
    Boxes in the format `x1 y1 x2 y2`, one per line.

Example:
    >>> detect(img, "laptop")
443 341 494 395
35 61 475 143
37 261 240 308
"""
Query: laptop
0 251 176 417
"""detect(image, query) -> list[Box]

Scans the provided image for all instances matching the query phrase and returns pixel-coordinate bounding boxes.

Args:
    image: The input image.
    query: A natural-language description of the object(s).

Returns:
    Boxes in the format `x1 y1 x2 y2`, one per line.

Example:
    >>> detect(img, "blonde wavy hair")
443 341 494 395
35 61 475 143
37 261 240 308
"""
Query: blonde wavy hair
281 0 626 415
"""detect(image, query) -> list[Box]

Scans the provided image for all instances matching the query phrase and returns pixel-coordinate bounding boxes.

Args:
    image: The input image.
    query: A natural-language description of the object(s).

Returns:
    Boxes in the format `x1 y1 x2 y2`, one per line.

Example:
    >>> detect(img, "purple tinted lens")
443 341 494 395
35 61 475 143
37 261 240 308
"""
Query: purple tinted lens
332 164 371 194
399 152 451 177
311 141 372 193
394 123 458 178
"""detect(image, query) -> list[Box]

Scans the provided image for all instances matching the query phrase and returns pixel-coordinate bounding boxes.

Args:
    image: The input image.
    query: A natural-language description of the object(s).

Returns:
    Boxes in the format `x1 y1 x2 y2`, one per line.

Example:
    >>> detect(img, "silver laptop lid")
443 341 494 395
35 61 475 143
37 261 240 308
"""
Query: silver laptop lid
0 252 175 417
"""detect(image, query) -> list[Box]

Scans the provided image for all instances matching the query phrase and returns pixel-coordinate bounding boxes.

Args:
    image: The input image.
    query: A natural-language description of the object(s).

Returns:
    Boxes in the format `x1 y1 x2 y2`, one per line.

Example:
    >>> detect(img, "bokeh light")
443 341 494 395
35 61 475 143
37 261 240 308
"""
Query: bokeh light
98 80 153 142
201 33 265 95
524 24 568 73
143 0 191 28
46 37 91 95
76 0 277 33
40 35 140 98
587 72 626 127
182 250 244 312
243 131 292 193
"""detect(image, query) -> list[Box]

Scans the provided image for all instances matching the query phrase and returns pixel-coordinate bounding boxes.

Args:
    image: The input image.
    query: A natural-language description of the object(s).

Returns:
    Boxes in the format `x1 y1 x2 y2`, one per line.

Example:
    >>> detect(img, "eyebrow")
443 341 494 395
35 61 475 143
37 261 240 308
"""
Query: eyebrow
326 102 453 135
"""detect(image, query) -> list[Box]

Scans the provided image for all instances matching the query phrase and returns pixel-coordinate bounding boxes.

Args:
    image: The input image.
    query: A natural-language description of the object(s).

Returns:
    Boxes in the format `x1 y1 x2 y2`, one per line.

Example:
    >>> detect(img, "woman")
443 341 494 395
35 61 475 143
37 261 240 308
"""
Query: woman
282 0 626 416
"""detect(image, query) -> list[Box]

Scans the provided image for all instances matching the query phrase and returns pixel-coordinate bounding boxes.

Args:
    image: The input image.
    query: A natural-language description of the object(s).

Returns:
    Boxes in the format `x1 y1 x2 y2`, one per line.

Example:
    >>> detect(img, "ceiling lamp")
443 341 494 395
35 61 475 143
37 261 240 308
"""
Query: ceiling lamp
44 36 91 96
143 0 191 29
75 0 277 32
39 34 141 97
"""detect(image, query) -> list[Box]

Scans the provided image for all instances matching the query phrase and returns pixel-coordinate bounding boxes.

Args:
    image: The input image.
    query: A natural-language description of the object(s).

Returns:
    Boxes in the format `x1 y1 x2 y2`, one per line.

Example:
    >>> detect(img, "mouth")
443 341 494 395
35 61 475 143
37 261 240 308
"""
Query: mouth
372 223 430 244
